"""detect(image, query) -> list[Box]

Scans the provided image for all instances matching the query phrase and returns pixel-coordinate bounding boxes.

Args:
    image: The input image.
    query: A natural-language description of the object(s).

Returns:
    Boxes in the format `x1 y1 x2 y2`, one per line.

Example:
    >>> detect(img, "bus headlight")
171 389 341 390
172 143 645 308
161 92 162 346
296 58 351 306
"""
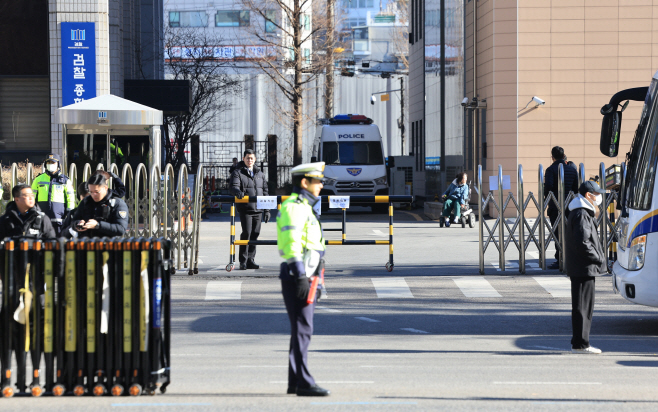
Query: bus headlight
374 175 387 186
628 235 646 270
323 178 337 187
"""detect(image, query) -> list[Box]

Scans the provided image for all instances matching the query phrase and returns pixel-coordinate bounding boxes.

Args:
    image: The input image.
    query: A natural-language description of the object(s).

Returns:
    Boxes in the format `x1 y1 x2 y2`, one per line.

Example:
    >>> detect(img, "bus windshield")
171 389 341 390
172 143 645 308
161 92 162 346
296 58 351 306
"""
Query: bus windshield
625 79 658 211
323 142 384 165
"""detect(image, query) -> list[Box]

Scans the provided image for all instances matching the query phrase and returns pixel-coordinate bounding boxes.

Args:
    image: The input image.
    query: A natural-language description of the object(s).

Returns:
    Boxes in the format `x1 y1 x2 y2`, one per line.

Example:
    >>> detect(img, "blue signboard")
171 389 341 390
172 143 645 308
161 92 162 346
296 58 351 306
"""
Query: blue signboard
61 22 96 106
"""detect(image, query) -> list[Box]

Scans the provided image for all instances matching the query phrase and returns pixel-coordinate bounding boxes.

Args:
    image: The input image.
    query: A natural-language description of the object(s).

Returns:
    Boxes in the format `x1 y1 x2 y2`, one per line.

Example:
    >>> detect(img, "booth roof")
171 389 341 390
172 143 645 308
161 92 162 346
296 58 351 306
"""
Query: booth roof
58 94 160 112
56 94 163 126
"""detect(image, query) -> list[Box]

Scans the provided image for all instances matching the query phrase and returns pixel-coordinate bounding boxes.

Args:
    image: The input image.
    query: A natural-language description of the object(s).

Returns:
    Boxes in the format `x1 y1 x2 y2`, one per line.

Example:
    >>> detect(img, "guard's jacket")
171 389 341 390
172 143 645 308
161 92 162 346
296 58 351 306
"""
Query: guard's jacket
31 171 75 226
0 202 56 239
277 189 325 278
70 192 129 237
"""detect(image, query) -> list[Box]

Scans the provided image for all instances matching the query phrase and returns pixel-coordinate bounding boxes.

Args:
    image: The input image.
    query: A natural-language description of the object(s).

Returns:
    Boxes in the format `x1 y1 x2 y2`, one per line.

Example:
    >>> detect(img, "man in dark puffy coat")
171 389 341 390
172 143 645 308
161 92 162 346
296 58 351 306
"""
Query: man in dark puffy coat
544 146 579 269
565 180 607 354
230 149 270 270
69 172 129 238
0 184 56 239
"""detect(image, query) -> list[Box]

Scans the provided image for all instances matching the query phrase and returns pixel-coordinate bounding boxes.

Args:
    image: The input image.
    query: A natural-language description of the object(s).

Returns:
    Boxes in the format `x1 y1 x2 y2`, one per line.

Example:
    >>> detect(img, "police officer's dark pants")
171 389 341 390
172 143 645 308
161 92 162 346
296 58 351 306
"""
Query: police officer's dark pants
571 276 595 349
548 211 560 261
281 277 316 389
238 212 262 264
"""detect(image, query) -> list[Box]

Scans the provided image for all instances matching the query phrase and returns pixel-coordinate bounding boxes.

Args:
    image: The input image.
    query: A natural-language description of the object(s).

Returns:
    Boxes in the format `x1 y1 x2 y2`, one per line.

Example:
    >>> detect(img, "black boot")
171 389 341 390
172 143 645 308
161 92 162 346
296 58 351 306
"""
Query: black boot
297 385 330 397
246 259 259 269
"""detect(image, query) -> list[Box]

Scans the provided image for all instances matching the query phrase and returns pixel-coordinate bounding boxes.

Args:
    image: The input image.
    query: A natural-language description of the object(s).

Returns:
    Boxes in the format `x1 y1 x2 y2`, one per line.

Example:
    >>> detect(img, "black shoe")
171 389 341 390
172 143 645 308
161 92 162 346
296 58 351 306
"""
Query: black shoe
246 260 260 269
548 261 560 270
286 386 296 394
297 385 330 397
239 263 247 270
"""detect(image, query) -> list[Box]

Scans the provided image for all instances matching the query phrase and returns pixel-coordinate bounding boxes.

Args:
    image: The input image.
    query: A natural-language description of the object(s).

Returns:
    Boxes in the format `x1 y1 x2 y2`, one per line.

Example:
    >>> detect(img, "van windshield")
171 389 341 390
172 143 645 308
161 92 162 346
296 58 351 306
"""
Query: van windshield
323 142 384 165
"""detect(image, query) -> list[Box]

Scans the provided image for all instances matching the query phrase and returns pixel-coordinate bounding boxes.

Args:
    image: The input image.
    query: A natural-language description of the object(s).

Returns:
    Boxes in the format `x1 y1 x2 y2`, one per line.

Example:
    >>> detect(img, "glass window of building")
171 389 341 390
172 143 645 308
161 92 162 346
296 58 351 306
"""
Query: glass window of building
169 11 208 28
342 0 374 8
265 10 277 33
216 10 250 27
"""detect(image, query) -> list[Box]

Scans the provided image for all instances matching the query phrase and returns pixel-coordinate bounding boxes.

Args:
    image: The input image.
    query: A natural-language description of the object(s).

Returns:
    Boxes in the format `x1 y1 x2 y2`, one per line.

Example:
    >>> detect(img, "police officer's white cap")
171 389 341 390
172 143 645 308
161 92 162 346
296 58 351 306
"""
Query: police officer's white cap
291 162 325 179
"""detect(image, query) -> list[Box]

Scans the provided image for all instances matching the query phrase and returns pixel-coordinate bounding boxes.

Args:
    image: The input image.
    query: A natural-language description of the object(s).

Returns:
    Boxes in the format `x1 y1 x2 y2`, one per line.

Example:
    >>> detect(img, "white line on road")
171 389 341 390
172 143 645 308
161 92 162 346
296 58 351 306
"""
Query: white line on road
371 278 414 298
316 306 343 313
493 382 601 385
452 277 501 298
205 281 242 300
239 365 287 368
400 328 429 334
491 261 541 271
370 229 386 236
355 317 380 323
528 251 539 259
533 276 571 298
271 381 374 384
530 345 565 351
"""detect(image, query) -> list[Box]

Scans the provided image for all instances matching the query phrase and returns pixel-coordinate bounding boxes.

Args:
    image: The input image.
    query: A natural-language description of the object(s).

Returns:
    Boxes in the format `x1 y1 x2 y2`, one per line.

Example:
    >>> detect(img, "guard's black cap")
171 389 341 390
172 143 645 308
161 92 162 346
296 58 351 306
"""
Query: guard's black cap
579 180 605 196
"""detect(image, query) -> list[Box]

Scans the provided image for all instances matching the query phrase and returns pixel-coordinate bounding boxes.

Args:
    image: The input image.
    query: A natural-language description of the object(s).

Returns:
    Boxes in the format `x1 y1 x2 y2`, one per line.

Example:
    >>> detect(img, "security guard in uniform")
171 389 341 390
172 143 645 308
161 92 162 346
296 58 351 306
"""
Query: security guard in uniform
69 171 129 238
0 184 56 239
277 162 330 397
31 153 75 236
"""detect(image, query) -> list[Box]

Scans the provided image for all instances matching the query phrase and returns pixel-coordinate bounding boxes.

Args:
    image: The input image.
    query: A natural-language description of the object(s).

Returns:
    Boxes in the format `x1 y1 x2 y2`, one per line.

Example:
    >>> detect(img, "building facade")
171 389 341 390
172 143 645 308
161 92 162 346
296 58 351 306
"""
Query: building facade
0 0 164 164
410 0 658 211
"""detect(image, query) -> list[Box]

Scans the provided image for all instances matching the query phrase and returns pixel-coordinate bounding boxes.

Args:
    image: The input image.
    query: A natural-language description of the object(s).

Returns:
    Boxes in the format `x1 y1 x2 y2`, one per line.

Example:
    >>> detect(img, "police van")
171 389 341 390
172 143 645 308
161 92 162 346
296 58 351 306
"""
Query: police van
312 114 389 211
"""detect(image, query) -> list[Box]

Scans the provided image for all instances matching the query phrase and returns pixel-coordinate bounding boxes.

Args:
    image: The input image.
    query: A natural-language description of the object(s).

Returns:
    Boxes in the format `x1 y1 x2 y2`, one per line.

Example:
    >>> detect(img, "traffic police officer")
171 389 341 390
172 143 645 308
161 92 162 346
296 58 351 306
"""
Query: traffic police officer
277 162 330 397
31 153 75 236
69 171 129 237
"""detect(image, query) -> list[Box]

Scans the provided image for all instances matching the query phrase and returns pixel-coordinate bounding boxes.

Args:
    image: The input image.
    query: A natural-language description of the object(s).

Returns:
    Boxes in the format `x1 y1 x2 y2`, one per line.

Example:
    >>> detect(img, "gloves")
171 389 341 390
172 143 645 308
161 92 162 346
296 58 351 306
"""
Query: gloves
296 277 310 300
263 210 270 223
236 191 245 199
442 194 447 201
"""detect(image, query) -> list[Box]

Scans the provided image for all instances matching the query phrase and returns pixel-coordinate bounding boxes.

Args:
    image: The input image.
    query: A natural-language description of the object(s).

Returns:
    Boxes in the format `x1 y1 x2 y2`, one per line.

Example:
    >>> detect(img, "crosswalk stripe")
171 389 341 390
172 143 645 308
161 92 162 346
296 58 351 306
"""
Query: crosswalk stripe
533 276 571 298
205 281 242 300
452 277 502 298
371 278 414 298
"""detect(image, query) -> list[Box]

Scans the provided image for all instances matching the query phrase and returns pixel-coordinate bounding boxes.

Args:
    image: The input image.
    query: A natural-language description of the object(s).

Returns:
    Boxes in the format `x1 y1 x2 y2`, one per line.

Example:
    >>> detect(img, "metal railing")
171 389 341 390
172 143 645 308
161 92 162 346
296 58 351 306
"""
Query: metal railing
478 162 621 274
0 161 203 275
211 194 413 272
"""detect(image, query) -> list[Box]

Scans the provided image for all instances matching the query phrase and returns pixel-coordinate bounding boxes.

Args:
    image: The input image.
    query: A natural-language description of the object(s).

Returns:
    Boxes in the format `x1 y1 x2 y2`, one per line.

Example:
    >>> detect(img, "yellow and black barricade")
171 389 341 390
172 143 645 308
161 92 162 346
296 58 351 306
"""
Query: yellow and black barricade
210 195 413 273
0 236 172 398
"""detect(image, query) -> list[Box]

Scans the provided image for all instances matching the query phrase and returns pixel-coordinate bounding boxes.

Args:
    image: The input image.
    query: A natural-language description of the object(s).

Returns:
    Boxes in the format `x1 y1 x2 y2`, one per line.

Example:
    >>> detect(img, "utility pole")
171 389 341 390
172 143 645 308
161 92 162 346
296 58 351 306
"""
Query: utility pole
400 76 405 154
324 0 335 119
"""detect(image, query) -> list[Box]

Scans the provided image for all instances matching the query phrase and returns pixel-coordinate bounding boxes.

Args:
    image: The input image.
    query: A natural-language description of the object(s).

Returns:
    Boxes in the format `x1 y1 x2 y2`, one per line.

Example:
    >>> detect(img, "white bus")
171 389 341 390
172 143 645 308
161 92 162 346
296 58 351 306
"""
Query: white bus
602 70 658 306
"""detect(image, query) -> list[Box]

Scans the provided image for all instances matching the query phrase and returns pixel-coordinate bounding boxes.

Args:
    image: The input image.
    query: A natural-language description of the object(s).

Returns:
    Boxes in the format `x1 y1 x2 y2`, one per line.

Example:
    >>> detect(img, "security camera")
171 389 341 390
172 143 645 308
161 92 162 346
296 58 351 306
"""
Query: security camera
461 97 470 107
532 96 545 106
371 95 376 105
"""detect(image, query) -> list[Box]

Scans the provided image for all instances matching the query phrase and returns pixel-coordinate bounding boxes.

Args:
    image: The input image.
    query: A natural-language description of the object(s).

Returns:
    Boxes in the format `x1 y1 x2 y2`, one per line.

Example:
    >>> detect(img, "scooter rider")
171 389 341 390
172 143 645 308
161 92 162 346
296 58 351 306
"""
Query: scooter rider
31 153 75 236
277 162 330 397
69 172 129 238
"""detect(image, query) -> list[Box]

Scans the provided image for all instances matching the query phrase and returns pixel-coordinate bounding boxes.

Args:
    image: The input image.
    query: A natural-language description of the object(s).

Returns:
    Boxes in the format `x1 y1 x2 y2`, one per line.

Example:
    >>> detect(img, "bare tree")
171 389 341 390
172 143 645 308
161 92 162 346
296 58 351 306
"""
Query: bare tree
391 0 409 71
163 28 243 171
239 0 338 165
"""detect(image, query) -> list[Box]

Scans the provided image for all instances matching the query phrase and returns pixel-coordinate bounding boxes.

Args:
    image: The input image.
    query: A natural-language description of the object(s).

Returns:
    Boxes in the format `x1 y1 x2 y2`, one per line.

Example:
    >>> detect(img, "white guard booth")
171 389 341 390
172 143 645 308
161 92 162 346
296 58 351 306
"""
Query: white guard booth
55 94 163 170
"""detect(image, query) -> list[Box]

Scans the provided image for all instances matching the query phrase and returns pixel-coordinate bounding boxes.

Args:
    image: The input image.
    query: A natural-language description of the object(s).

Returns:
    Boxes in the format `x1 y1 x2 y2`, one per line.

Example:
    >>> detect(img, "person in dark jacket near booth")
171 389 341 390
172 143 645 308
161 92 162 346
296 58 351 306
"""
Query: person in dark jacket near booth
230 149 270 270
544 146 579 269
0 184 56 239
69 171 129 238
565 180 607 354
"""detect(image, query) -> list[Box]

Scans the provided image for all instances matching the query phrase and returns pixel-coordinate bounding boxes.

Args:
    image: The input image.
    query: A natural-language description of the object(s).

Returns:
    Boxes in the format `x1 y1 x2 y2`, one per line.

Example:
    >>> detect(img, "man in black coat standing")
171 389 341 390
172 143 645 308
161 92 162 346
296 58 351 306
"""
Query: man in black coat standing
0 184 56 239
231 149 270 270
544 146 579 269
565 180 607 354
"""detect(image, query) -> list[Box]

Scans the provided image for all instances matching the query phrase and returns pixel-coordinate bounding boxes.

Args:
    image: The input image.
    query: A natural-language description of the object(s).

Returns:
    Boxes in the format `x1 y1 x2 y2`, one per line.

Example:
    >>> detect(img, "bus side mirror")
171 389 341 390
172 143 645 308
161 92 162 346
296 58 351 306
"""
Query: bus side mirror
311 156 317 162
600 110 622 157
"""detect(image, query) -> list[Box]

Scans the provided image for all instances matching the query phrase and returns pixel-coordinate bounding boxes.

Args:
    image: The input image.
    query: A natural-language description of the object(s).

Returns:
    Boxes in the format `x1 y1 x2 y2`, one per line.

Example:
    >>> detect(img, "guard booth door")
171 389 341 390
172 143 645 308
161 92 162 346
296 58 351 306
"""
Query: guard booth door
67 133 150 178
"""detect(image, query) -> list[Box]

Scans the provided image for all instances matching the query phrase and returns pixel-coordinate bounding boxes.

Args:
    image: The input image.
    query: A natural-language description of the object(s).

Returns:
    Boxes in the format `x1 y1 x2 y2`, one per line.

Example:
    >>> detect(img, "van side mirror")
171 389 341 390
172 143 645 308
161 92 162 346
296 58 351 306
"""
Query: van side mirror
311 156 317 163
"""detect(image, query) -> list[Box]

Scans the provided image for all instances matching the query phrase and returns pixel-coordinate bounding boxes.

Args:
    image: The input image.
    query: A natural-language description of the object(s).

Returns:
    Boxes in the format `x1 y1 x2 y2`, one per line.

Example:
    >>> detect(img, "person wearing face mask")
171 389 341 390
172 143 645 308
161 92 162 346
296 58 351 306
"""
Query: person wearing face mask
441 172 469 226
565 180 607 354
31 153 76 237
69 171 129 238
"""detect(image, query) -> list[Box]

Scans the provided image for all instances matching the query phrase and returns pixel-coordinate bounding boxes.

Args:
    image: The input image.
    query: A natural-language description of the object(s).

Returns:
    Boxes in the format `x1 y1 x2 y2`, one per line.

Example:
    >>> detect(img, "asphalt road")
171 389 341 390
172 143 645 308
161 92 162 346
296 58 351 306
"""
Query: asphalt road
4 208 658 411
